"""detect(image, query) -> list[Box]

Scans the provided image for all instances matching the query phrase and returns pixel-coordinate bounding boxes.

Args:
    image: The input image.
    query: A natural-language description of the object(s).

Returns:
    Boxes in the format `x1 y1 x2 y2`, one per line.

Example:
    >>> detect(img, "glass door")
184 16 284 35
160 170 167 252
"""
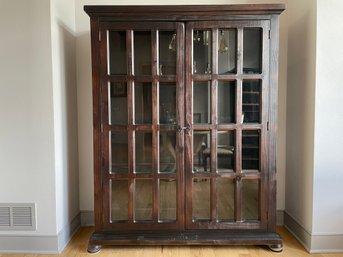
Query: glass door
185 21 270 230
100 22 185 230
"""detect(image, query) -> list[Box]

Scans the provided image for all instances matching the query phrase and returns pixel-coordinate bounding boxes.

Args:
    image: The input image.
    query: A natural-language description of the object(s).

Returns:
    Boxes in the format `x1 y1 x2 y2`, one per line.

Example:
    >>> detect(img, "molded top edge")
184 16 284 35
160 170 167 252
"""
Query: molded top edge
84 4 286 17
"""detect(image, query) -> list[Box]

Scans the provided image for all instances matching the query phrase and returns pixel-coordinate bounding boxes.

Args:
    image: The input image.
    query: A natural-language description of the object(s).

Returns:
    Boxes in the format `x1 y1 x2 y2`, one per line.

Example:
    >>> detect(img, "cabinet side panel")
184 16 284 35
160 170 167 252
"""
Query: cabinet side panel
267 15 280 232
90 17 103 232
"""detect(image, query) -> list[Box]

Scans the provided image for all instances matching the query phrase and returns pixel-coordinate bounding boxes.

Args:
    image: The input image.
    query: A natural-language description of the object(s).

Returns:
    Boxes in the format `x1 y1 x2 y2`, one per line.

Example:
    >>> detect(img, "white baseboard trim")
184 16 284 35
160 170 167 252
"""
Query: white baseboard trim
310 234 343 253
0 234 59 254
81 210 94 226
284 211 343 253
57 212 81 253
283 211 312 251
0 213 80 254
277 209 284 226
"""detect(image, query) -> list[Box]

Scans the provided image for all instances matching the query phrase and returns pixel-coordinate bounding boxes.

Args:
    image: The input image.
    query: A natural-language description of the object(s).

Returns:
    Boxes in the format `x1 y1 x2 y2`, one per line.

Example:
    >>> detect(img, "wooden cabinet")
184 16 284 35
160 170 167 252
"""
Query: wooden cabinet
84 4 285 253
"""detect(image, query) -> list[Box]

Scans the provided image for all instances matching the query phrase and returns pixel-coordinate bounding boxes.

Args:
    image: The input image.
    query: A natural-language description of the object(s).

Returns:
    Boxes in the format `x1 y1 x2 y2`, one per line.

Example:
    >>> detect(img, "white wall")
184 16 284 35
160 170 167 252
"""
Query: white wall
285 0 316 235
0 0 79 253
76 0 288 213
0 0 56 235
50 0 80 243
313 0 343 235
285 0 343 252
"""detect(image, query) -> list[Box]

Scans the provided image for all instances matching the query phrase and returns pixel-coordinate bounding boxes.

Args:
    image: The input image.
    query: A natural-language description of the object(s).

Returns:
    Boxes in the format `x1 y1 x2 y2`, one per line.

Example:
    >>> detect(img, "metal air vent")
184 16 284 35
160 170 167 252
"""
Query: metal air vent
0 203 36 231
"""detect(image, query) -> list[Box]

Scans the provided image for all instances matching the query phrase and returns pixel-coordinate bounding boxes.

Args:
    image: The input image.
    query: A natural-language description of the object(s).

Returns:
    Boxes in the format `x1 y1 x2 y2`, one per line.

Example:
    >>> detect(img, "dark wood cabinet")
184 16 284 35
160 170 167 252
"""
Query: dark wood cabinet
84 4 285 253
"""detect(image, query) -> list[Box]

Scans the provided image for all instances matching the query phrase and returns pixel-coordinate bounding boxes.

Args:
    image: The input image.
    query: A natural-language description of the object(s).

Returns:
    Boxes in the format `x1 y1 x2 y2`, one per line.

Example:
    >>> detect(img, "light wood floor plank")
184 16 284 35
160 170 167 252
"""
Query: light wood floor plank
1 227 342 257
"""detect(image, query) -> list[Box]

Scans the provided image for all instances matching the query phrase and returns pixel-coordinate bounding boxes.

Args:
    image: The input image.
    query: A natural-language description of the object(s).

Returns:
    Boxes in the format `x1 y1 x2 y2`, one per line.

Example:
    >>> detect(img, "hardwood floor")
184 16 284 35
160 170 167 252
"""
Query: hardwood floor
1 227 342 257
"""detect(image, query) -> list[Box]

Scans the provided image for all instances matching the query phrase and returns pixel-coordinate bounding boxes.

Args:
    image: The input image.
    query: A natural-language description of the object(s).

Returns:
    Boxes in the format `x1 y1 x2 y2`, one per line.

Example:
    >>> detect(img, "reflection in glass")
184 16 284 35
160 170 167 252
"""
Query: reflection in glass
242 130 260 171
218 29 237 74
135 131 152 173
159 179 176 221
134 31 151 75
193 30 212 74
109 82 127 125
159 84 176 124
169 33 176 51
192 178 210 220
111 180 129 221
193 131 210 172
193 81 211 124
135 83 152 124
135 179 153 221
159 31 177 75
218 30 229 53
243 28 262 74
217 131 235 172
218 81 235 124
242 80 261 123
159 131 176 173
108 31 127 75
242 179 259 220
217 178 234 221
111 131 128 173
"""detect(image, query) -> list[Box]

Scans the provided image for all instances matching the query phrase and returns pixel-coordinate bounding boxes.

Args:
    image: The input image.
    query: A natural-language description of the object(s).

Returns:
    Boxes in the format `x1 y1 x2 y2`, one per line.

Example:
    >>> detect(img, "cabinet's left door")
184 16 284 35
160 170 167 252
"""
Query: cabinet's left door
97 22 185 231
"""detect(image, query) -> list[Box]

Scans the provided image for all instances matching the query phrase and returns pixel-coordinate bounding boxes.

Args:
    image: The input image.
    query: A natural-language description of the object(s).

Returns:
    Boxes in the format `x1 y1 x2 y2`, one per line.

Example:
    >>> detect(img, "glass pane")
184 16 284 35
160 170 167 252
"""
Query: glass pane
193 30 212 74
159 83 176 124
242 179 259 220
217 178 234 221
108 31 127 75
159 131 176 173
193 81 211 124
111 131 128 174
109 82 127 125
135 83 152 124
135 131 152 174
242 80 261 123
135 179 153 221
218 29 236 74
218 81 235 124
159 179 176 221
217 131 235 172
134 31 151 75
242 130 260 171
243 28 262 74
111 180 129 221
159 31 176 75
192 178 210 220
193 131 210 172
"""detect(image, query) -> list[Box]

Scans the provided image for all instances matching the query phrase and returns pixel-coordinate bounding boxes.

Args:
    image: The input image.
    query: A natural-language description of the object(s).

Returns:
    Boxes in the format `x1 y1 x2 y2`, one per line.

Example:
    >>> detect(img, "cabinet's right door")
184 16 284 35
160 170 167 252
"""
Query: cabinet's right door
185 20 271 230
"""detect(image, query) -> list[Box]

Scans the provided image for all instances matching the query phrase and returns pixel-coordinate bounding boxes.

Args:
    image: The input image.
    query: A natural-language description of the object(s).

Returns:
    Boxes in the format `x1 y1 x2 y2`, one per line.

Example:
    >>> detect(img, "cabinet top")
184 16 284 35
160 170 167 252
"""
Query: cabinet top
84 4 285 19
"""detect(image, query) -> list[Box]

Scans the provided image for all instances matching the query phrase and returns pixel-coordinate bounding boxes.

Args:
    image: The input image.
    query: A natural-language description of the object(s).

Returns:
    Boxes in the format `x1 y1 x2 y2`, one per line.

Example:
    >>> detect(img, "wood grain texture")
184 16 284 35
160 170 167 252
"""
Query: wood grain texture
84 4 286 18
86 4 285 249
1 227 342 257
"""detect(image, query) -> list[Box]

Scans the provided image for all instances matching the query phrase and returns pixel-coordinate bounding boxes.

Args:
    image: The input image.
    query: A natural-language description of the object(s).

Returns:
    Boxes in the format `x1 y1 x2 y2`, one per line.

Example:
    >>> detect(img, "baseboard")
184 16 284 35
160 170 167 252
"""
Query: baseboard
81 210 94 226
0 234 60 254
276 209 284 226
57 212 81 253
310 234 343 253
283 211 312 251
0 213 80 254
284 211 343 253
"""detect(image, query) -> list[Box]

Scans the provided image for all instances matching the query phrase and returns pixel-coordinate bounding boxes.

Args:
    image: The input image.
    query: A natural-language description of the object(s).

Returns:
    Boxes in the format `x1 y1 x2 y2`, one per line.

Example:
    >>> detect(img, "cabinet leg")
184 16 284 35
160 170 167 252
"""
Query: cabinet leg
268 244 283 252
87 243 101 254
